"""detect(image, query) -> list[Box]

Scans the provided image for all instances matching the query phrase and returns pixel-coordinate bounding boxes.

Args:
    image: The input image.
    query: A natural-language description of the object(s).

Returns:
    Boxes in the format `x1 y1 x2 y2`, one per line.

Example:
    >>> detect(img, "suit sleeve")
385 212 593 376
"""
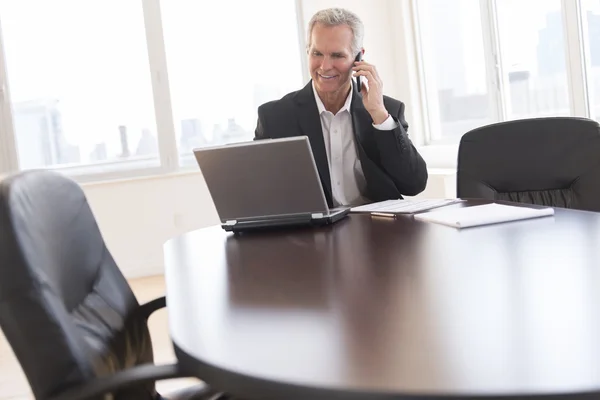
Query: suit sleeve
254 105 271 140
372 103 428 196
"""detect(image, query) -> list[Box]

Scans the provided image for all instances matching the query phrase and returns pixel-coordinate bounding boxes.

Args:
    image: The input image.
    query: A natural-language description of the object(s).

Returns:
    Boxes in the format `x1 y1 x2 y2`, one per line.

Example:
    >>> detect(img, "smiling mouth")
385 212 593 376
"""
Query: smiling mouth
318 73 337 80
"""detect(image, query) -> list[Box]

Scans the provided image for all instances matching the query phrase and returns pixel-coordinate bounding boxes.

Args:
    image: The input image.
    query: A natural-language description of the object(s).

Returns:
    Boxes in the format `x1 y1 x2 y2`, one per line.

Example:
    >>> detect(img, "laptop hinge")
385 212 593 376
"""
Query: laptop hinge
230 212 317 223
224 220 238 226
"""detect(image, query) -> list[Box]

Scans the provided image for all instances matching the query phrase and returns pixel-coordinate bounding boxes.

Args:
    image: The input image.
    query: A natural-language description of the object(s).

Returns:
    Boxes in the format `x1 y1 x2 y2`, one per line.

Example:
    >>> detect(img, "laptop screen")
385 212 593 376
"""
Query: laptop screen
194 136 329 222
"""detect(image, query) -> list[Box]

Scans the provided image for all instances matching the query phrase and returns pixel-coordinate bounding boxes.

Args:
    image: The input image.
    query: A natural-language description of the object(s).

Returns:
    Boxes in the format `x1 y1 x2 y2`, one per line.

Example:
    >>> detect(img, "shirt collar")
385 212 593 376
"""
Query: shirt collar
312 80 353 115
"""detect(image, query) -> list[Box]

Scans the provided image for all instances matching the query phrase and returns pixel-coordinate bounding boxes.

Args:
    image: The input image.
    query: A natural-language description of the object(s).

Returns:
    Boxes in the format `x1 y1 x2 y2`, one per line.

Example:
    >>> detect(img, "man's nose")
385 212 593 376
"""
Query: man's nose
320 56 333 71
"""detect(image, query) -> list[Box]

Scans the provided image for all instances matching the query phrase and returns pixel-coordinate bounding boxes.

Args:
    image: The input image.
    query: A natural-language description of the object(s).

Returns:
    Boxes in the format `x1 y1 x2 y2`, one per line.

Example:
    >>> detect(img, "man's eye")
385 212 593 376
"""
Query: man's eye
313 52 322 56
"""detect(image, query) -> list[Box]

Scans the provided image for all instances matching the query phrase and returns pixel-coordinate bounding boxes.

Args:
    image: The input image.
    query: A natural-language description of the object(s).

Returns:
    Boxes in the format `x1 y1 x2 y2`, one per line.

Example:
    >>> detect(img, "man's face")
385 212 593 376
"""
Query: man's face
308 23 356 95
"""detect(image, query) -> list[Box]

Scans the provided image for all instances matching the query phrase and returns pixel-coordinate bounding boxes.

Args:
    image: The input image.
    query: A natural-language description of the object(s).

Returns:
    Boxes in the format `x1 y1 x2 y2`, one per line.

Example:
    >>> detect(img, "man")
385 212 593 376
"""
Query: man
255 7 427 207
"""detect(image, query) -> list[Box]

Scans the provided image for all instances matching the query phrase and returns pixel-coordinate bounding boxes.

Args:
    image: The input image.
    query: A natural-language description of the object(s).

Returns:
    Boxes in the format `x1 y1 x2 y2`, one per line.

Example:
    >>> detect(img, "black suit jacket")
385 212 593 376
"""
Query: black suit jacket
254 80 428 207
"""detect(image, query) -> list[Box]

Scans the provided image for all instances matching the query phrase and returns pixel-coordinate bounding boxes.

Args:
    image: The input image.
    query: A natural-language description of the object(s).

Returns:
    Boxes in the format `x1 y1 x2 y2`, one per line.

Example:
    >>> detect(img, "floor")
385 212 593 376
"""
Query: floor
0 275 200 400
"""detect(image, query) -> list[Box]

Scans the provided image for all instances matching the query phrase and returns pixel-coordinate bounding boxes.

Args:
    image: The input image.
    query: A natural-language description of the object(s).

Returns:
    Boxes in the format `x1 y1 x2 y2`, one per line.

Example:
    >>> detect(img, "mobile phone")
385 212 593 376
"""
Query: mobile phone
355 52 362 92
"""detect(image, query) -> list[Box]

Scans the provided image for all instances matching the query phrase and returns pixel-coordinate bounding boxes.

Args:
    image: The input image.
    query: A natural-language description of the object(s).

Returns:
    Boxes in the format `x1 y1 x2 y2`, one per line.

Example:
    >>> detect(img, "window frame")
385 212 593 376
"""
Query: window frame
0 0 307 182
2 0 595 177
412 0 594 148
0 16 18 175
562 0 590 117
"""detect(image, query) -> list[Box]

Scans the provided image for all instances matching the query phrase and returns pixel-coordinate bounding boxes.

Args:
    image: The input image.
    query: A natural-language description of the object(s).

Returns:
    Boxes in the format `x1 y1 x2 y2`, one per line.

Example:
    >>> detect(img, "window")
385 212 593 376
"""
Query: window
0 0 304 178
5 0 596 178
415 0 594 145
160 0 304 164
496 0 570 119
416 0 493 144
0 0 158 171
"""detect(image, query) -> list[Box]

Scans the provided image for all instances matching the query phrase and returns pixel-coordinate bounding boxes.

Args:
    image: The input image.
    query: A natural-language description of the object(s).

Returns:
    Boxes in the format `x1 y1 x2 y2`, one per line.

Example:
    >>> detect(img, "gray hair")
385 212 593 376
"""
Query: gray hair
306 8 364 56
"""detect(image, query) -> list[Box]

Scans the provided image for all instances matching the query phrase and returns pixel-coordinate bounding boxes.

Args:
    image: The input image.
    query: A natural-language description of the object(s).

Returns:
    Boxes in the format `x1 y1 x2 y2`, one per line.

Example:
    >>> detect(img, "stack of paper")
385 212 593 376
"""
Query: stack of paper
413 203 554 228
350 198 462 214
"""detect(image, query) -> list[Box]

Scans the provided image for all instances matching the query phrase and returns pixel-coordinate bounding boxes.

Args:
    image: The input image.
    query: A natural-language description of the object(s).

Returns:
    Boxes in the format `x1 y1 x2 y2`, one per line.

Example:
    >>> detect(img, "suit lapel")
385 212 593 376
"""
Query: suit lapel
293 81 332 203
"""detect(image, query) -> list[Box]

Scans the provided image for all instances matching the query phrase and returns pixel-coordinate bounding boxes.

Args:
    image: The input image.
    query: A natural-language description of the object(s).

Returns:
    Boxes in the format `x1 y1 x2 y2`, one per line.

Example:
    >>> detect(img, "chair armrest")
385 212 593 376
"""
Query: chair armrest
138 295 166 320
48 363 188 400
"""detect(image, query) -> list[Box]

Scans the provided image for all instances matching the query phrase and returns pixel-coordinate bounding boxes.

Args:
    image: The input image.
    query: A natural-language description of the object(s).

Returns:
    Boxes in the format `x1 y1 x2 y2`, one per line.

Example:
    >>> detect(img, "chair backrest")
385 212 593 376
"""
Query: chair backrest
457 117 600 211
0 170 156 399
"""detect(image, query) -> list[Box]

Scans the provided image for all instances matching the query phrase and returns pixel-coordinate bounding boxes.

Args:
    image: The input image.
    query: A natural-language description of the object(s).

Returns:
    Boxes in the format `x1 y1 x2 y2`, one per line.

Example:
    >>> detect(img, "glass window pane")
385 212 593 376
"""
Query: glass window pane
416 0 493 144
160 0 304 163
581 0 600 120
496 0 570 119
0 0 158 170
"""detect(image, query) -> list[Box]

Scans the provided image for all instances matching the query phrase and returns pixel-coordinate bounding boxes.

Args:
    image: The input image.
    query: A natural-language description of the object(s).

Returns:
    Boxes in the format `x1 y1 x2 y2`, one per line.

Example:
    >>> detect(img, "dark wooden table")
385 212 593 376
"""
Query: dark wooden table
164 200 600 399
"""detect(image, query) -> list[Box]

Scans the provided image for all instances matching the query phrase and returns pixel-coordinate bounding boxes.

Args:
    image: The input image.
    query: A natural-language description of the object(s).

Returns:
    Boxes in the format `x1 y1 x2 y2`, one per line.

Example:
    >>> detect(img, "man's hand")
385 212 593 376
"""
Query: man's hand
352 60 389 125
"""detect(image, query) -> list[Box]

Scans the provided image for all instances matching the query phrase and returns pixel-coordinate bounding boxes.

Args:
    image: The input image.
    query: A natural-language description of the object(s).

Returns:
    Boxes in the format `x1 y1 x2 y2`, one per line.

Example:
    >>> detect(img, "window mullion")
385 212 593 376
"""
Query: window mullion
409 0 441 145
480 0 506 122
141 0 178 172
0 16 19 175
295 0 310 84
562 0 589 117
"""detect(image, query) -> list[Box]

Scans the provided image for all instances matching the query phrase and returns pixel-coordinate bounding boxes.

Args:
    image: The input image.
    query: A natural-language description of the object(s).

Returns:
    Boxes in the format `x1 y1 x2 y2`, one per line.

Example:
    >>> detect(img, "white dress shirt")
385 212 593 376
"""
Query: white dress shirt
312 82 398 207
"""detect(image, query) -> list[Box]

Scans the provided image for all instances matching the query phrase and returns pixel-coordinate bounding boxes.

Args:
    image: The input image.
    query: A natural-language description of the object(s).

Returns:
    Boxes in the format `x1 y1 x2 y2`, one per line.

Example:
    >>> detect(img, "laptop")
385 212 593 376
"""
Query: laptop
193 136 349 233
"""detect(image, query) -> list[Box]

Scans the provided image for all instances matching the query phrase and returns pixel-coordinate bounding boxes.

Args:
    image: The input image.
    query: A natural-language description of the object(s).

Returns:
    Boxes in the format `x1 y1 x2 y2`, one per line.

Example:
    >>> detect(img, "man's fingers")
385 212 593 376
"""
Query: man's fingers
353 62 381 83
353 70 379 87
353 61 376 72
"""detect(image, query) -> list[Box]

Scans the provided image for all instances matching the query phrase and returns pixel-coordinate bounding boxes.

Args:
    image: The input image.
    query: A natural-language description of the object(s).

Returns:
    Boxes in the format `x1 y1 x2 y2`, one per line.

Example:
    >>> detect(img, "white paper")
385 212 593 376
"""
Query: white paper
350 198 462 214
413 203 554 228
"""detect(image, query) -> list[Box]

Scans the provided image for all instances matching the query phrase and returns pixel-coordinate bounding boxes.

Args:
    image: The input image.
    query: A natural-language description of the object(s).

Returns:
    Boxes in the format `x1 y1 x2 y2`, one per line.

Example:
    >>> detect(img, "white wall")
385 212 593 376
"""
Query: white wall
81 0 455 279
83 172 219 278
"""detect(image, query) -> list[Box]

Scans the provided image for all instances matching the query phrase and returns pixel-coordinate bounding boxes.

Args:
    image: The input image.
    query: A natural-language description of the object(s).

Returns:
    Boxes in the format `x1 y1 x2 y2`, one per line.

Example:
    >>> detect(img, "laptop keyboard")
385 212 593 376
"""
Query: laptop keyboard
351 198 462 214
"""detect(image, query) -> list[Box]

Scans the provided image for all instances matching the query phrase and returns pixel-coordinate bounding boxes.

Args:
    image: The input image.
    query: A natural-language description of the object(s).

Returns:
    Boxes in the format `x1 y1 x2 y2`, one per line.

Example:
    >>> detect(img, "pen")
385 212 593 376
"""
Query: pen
371 212 396 218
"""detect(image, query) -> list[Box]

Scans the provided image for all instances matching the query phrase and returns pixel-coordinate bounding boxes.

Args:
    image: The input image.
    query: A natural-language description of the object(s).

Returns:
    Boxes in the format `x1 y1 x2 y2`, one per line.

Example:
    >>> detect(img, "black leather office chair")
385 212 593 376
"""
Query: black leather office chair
457 117 600 211
0 170 227 400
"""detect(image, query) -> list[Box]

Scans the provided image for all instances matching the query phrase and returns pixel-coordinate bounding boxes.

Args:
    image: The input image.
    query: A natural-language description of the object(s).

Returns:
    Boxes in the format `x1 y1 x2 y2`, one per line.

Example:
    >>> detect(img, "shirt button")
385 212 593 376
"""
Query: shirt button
334 130 338 134
337 181 340 186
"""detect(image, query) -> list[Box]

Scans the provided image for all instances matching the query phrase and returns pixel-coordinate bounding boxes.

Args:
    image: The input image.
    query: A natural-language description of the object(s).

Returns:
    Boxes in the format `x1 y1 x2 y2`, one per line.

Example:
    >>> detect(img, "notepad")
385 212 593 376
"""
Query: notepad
413 203 554 228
